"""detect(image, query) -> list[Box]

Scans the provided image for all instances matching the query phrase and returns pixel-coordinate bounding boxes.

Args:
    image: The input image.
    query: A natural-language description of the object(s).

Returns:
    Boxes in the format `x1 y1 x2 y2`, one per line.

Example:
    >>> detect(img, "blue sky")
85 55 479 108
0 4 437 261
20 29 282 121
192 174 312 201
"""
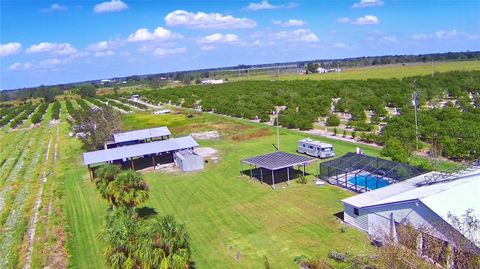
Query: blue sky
1 0 479 89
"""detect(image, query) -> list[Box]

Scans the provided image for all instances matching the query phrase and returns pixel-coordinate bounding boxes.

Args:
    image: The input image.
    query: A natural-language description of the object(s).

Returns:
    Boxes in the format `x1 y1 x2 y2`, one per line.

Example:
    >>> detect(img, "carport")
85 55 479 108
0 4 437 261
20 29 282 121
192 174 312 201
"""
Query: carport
240 151 316 189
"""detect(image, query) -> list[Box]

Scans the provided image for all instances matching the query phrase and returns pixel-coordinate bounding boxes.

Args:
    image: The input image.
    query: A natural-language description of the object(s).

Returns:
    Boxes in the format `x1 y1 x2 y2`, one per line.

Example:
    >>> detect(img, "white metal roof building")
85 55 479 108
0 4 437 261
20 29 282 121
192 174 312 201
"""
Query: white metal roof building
83 136 198 166
342 166 480 259
112 126 171 144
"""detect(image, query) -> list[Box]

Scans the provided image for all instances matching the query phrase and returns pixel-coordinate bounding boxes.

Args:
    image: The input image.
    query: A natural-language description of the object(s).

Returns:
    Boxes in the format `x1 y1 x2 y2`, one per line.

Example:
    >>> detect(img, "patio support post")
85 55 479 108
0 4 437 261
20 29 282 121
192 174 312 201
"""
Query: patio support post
355 174 357 192
88 165 93 181
250 164 253 179
131 158 135 170
272 170 275 189
303 164 305 177
152 155 155 167
287 167 290 185
260 167 263 183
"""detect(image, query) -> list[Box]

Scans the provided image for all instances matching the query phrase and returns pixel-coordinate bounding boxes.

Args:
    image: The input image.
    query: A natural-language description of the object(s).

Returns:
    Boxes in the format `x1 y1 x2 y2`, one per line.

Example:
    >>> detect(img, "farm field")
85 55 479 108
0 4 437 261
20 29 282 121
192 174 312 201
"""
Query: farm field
0 100 460 268
0 103 67 269
227 60 480 82
66 109 383 268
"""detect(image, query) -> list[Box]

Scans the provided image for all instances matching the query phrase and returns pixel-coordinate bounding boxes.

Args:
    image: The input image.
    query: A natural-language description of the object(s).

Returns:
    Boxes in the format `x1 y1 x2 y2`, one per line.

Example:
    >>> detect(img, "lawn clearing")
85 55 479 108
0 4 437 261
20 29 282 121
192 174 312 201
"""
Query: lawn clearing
66 110 378 268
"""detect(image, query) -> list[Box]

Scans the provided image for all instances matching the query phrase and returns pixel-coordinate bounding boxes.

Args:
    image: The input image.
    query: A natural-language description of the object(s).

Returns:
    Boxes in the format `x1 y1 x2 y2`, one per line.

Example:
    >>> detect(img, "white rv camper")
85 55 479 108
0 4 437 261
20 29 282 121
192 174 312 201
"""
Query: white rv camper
297 138 335 159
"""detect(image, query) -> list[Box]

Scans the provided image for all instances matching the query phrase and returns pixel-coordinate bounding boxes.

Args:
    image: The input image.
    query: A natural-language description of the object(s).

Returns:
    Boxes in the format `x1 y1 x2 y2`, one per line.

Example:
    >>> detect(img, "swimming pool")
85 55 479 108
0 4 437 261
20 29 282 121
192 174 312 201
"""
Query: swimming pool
347 174 390 190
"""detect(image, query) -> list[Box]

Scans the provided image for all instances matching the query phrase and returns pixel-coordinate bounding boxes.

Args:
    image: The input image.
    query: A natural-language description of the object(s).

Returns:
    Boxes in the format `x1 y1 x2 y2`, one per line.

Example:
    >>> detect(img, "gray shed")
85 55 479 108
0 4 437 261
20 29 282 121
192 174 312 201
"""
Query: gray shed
174 150 204 172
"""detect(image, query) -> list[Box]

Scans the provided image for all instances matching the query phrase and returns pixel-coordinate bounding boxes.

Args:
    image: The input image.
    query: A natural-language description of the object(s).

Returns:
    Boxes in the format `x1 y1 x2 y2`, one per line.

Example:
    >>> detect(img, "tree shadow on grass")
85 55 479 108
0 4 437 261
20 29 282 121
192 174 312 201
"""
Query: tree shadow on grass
136 207 158 219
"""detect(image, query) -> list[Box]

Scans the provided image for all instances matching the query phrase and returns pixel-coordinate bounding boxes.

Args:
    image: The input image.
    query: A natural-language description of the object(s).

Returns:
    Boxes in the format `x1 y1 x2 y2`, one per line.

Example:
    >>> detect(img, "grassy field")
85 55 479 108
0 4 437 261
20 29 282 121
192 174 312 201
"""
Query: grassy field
64 110 382 268
226 60 480 82
1 97 460 268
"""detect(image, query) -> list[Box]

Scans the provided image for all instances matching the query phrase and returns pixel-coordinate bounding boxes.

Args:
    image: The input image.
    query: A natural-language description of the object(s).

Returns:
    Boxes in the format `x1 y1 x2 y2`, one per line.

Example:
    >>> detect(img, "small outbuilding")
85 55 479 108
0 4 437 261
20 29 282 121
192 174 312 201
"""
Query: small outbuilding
174 150 204 172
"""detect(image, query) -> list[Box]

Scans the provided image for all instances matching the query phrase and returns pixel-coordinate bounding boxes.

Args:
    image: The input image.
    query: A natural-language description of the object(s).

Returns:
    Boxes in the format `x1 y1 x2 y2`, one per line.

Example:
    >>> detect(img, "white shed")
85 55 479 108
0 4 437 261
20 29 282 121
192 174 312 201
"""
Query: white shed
174 150 204 172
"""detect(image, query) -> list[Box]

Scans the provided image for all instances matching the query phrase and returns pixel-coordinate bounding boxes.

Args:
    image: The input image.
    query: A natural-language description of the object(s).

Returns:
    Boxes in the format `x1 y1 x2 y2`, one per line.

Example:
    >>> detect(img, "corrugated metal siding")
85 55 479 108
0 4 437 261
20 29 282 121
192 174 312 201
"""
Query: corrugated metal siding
344 204 368 232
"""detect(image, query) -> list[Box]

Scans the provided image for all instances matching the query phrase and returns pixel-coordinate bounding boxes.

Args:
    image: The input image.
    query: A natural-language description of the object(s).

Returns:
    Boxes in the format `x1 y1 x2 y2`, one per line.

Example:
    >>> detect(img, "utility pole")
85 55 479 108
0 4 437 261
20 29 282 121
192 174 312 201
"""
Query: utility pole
412 91 419 151
276 109 280 151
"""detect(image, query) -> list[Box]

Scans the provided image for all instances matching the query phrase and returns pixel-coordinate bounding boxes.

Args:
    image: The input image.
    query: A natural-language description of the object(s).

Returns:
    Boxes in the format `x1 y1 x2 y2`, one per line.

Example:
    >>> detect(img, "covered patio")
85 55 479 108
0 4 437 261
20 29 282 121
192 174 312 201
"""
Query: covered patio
240 151 316 189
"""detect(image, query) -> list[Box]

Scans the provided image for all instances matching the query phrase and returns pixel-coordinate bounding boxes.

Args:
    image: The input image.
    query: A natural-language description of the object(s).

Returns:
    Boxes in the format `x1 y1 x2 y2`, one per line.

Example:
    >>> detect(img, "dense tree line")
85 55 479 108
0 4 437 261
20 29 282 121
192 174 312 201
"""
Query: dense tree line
383 107 480 160
10 105 36 128
30 103 49 124
51 101 61 120
0 106 26 127
131 71 479 160
65 99 76 118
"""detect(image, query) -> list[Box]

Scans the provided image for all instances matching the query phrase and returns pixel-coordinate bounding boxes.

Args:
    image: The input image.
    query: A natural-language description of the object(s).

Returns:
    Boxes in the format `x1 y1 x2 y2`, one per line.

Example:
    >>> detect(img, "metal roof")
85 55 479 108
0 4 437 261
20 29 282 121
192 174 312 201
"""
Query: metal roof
343 168 480 249
83 136 198 165
241 151 314 170
112 126 171 143
299 138 332 147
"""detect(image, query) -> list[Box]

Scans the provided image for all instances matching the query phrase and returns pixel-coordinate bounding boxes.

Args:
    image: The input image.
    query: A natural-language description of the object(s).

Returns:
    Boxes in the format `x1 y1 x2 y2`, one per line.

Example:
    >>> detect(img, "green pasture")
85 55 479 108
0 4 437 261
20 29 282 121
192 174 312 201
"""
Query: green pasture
67 111 382 268
227 60 480 82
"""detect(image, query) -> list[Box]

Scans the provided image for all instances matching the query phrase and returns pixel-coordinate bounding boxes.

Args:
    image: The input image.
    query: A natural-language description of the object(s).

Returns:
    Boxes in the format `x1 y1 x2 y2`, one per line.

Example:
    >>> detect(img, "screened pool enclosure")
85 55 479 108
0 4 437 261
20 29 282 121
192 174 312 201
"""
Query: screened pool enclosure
319 152 424 193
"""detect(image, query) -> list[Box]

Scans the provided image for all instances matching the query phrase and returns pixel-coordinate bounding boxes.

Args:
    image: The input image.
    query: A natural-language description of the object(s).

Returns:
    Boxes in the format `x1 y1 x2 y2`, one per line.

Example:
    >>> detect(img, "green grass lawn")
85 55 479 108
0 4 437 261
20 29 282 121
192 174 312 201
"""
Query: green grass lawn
65 110 380 268
227 60 480 82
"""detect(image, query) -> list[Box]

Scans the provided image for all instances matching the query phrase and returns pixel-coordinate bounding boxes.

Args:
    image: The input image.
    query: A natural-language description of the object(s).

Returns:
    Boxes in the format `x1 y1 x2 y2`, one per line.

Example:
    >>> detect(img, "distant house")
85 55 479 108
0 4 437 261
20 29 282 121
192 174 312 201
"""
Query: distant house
317 67 328 73
342 167 480 263
201 79 225 85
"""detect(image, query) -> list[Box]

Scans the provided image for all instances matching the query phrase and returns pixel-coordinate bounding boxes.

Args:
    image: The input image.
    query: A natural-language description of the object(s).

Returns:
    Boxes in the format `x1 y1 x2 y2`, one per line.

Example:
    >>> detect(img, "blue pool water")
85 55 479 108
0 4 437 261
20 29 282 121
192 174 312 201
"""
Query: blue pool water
347 175 390 190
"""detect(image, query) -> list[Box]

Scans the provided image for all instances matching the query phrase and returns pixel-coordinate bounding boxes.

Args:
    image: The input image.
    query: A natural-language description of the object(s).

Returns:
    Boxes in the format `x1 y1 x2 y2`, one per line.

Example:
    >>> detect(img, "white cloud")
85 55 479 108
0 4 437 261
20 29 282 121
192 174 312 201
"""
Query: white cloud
435 29 458 39
0 42 22 57
269 29 319 42
9 58 67 71
200 45 215 51
94 50 115 57
94 0 127 13
409 34 431 40
353 0 384 8
87 40 111 51
383 35 398 43
9 62 31 71
198 33 239 44
272 19 305 27
409 30 479 41
42 3 68 12
26 42 77 55
333 42 346 48
337 17 350 23
153 47 186 57
165 10 256 29
245 0 297 11
352 15 379 25
127 27 182 42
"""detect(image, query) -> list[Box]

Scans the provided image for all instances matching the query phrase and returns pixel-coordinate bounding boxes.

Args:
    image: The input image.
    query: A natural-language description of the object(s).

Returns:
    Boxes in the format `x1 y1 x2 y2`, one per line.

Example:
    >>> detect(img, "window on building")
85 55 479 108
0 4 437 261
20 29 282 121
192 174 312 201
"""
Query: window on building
353 207 359 216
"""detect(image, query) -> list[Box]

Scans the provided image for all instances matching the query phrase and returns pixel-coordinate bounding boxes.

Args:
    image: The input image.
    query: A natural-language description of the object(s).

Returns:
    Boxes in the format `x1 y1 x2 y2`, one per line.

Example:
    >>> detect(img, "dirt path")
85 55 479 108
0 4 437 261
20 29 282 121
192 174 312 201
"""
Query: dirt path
23 126 57 269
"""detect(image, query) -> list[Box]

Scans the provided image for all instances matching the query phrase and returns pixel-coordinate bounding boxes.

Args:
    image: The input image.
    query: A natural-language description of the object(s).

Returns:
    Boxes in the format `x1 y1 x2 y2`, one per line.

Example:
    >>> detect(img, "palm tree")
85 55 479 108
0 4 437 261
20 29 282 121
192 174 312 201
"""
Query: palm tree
95 163 120 206
106 169 149 208
148 215 191 269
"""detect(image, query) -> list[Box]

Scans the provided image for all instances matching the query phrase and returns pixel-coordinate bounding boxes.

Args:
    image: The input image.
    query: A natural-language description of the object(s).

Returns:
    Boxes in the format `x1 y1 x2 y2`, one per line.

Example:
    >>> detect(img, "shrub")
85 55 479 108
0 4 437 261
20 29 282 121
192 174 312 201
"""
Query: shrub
325 115 340 126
